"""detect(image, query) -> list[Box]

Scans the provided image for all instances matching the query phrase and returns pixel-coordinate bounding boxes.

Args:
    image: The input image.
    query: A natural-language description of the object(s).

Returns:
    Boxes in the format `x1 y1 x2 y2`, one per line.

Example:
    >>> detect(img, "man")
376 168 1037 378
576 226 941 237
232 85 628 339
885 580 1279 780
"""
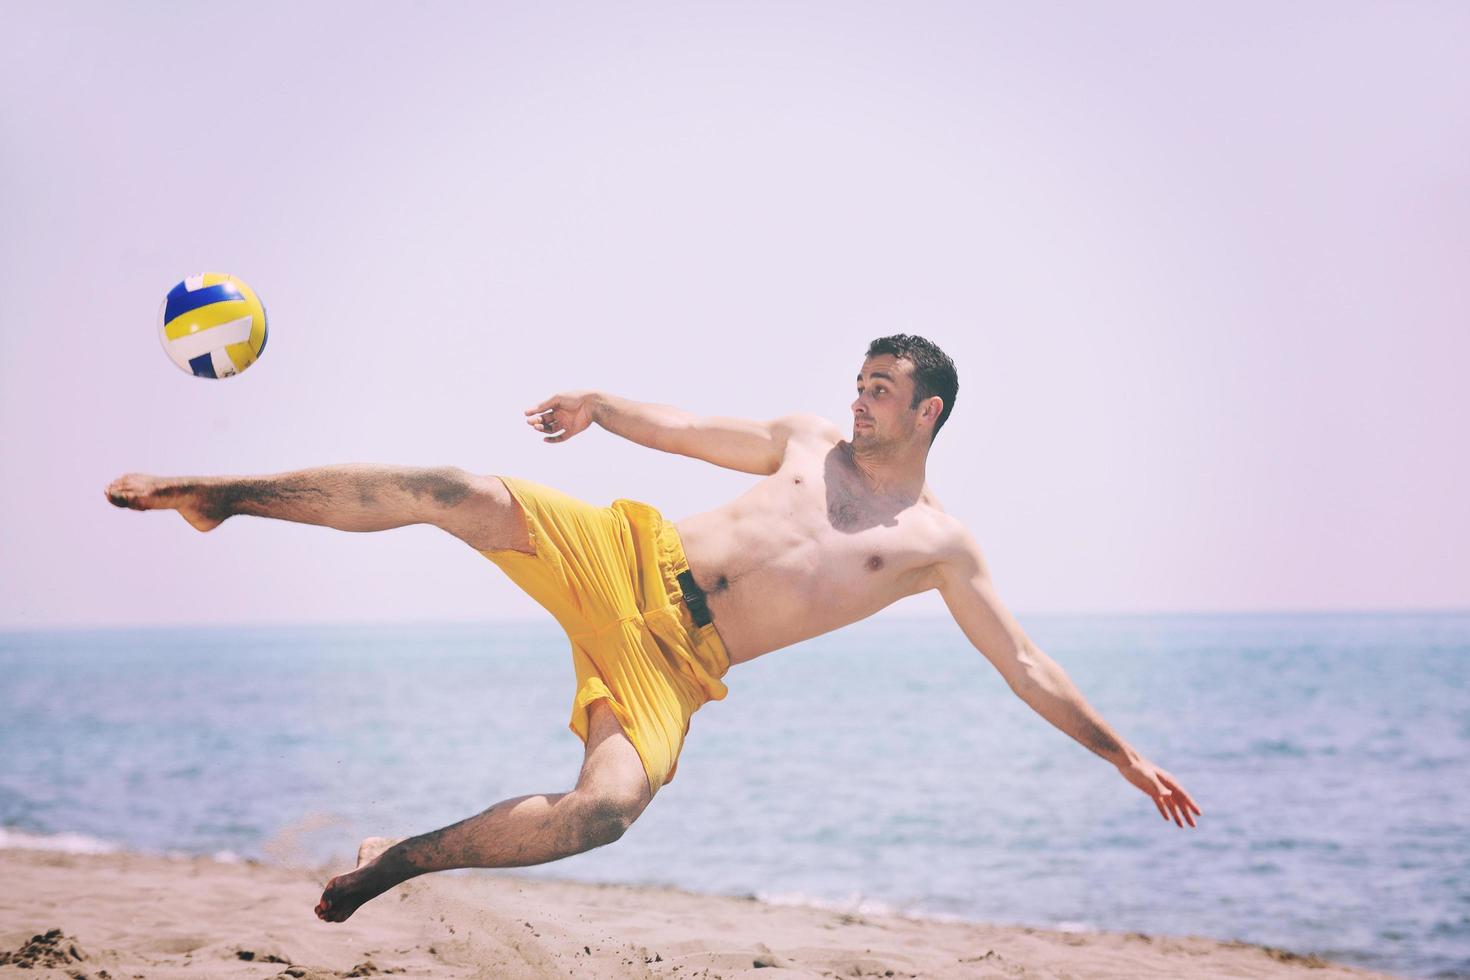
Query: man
105 334 1200 923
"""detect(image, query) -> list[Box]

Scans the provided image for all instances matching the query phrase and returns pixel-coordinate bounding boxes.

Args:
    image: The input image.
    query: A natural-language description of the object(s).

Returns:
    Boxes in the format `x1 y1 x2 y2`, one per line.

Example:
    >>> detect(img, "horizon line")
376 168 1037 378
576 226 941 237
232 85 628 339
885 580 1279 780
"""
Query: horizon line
3 604 1468 636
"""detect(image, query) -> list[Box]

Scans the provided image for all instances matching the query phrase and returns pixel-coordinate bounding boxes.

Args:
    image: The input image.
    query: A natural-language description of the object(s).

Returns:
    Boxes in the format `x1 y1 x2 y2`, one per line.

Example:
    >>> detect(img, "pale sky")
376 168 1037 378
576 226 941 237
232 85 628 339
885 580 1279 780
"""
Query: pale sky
1 1 1466 629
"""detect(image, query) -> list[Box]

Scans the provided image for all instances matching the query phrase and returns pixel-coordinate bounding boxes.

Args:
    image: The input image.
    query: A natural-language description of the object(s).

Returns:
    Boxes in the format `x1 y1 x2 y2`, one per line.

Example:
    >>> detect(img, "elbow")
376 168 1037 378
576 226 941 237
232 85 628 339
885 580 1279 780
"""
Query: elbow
1004 644 1049 694
1006 670 1039 697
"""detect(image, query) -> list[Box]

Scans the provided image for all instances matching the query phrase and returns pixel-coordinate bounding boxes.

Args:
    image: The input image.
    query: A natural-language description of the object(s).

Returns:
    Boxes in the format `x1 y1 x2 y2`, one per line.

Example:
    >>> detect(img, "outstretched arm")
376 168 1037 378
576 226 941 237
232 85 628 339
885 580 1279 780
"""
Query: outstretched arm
937 532 1202 828
525 390 826 475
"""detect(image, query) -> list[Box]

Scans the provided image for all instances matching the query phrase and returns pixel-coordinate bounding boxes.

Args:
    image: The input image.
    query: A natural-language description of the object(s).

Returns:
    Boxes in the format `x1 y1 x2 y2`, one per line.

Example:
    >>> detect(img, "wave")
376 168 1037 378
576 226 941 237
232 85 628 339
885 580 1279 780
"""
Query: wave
755 889 973 924
0 826 246 865
0 826 120 855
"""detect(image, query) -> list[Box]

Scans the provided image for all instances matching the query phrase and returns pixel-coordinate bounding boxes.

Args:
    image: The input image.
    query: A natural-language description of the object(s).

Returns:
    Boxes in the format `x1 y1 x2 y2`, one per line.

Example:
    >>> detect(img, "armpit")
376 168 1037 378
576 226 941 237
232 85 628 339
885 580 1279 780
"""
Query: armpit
900 561 947 596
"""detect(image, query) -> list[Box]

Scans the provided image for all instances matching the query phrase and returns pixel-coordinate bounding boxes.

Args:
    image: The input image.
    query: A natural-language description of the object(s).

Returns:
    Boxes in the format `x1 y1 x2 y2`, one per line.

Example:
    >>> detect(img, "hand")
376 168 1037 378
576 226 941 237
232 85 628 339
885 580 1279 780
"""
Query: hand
525 391 597 443
1118 757 1202 828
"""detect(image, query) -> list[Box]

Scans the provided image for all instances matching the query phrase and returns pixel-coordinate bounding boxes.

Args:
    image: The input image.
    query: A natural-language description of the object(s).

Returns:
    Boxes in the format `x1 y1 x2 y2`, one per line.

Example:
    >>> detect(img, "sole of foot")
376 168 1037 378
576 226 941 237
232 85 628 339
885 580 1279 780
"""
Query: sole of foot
104 474 223 532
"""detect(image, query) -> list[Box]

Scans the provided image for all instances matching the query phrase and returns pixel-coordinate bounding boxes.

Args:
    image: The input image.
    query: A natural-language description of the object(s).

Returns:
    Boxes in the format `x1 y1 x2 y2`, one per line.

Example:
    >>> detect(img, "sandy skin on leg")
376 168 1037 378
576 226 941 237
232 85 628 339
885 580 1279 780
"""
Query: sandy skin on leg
314 702 653 923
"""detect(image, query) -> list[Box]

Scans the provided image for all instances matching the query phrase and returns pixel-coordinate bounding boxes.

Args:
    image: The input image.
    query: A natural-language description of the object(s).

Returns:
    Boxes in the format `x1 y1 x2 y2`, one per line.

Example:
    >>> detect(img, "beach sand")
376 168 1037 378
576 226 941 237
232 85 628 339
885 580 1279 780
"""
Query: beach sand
0 848 1396 979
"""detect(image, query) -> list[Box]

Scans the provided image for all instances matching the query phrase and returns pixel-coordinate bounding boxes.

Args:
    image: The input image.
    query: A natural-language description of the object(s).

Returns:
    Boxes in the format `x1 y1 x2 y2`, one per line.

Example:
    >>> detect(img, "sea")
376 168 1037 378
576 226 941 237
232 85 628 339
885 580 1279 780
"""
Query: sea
1 611 1467 979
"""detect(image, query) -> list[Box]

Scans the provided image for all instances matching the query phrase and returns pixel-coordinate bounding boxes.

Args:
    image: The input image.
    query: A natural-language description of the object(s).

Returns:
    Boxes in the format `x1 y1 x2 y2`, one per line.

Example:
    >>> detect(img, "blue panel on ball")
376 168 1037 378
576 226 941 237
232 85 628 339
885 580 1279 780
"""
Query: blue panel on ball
188 352 217 378
258 321 268 356
164 281 241 325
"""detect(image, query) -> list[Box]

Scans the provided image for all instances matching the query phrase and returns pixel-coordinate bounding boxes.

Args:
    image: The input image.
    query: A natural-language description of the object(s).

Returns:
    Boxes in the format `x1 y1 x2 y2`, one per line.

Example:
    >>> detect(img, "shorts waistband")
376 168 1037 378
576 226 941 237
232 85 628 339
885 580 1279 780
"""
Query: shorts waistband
676 569 713 628
647 511 729 680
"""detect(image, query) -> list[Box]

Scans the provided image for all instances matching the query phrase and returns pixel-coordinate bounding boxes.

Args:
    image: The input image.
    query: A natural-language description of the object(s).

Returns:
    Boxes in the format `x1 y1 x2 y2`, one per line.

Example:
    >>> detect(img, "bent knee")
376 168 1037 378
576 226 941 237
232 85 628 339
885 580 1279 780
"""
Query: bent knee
573 788 649 847
432 472 533 553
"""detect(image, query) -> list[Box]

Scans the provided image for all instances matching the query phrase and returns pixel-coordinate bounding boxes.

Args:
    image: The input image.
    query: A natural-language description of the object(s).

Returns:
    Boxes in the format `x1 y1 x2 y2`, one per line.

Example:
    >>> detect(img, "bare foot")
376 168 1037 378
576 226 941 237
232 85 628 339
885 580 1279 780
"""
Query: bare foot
315 837 405 924
104 474 224 532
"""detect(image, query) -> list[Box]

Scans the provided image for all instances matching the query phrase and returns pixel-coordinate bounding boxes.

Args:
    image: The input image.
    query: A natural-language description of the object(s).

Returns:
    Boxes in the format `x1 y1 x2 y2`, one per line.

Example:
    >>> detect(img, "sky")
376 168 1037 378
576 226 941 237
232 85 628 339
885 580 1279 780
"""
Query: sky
1 1 1466 629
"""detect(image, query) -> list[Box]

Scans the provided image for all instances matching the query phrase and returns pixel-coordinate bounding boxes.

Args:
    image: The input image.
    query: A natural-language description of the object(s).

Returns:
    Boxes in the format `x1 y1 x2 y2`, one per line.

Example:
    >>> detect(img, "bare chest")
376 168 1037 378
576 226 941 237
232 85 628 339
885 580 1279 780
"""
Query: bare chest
676 445 953 661
698 458 945 596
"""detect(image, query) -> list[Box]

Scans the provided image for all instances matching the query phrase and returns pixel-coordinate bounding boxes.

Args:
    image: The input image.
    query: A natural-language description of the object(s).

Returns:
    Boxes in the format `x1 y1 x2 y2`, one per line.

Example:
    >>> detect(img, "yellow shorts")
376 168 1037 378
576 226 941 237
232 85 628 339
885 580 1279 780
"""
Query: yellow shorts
478 476 730 793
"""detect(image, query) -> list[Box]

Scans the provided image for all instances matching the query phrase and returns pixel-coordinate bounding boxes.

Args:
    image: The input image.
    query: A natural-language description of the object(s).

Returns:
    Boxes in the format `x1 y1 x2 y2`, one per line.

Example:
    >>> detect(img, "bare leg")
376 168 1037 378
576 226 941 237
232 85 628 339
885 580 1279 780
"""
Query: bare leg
315 701 652 922
104 465 530 551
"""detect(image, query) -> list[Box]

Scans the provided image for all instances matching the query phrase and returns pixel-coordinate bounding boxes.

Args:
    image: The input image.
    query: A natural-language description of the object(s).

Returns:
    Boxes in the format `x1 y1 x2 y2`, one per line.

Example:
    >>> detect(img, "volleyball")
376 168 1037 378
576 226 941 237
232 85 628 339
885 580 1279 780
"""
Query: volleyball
158 273 268 378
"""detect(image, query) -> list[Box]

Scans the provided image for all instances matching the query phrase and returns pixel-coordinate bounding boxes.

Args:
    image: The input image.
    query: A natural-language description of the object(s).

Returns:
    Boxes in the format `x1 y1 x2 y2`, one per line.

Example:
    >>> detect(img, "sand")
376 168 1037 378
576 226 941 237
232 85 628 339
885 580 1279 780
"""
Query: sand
0 848 1396 979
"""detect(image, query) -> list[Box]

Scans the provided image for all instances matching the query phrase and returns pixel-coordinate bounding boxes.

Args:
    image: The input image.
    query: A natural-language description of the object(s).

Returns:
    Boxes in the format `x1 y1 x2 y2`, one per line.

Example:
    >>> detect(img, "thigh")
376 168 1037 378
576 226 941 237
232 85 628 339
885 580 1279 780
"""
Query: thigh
436 474 534 553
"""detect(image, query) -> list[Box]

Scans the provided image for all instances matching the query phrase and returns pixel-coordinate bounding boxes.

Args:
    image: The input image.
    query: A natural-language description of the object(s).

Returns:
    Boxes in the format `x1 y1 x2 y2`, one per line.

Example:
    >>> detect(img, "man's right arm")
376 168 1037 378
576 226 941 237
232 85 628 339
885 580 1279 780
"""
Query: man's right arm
936 529 1202 828
525 390 829 475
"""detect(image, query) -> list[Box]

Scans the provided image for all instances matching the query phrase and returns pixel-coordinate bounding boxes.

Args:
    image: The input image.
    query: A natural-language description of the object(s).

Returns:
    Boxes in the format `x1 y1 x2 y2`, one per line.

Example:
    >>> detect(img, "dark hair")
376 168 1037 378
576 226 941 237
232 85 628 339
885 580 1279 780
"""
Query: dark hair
864 334 958 442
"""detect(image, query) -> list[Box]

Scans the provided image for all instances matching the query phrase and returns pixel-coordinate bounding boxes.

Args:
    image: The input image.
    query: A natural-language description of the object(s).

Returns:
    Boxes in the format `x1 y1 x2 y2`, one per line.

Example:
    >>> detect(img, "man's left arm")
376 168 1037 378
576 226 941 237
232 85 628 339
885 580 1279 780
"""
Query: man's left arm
936 532 1202 828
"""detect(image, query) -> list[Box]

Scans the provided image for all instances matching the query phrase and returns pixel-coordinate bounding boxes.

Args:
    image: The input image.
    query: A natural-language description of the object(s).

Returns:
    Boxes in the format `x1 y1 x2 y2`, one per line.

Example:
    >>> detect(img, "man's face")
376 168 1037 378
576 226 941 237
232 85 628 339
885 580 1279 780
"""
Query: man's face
851 355 919 448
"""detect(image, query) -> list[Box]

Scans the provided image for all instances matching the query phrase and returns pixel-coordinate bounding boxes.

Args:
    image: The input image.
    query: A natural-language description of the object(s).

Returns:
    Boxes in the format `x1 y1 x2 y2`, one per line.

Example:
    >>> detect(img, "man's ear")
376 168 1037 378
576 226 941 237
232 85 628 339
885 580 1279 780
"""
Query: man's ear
922 395 944 422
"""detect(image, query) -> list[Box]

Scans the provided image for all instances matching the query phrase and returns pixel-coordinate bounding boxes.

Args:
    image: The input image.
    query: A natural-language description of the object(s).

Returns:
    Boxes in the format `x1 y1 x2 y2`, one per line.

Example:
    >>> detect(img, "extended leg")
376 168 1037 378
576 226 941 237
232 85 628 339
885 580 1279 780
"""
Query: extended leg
104 465 530 551
314 700 652 922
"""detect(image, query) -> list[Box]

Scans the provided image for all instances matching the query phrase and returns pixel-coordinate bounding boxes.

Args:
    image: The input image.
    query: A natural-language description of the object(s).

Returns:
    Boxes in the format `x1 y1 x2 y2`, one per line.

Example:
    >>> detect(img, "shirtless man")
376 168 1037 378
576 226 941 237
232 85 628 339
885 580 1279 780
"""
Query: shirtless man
105 334 1201 923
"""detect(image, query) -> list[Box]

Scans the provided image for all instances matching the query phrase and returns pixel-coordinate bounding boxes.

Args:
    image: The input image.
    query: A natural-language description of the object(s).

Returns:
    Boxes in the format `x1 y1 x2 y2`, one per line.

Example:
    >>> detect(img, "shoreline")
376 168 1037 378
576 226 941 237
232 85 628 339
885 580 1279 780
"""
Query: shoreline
0 847 1398 979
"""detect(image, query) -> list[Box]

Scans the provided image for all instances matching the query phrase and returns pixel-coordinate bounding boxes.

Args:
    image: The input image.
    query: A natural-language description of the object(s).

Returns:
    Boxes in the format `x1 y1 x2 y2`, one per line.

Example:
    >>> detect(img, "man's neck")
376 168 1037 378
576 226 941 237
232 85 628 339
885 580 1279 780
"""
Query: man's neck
844 439 928 499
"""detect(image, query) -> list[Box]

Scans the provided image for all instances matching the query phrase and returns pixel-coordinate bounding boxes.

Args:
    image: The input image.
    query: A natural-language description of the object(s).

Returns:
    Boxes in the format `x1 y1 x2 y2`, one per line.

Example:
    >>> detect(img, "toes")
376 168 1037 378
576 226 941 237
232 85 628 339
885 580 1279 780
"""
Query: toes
317 878 348 922
105 483 141 509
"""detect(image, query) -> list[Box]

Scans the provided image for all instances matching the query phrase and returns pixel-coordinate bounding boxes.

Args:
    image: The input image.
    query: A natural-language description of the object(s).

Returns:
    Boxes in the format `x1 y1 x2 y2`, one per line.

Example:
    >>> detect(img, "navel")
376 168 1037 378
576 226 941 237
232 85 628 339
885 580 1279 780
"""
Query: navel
793 476 803 485
865 554 884 571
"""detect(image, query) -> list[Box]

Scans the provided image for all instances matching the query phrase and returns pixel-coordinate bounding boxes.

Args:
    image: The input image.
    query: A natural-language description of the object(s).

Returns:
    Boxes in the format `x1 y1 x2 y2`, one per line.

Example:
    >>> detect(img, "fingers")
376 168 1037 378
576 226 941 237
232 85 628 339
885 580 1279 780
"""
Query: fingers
525 410 572 440
526 417 576 440
525 394 593 444
528 415 579 443
1174 787 1203 818
1155 788 1196 829
1138 765 1201 828
1154 788 1179 826
1175 789 1202 821
1159 772 1203 819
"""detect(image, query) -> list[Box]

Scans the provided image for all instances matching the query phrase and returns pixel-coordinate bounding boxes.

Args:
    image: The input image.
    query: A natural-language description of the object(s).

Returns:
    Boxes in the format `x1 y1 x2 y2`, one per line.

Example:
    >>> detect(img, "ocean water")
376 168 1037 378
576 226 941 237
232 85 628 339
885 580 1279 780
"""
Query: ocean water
2 612 1467 979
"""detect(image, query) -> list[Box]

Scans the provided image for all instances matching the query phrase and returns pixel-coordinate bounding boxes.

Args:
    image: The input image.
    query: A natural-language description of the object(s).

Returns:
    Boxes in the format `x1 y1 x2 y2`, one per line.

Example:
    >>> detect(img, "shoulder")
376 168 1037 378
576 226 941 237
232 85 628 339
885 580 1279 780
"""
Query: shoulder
926 511 990 587
770 413 845 446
